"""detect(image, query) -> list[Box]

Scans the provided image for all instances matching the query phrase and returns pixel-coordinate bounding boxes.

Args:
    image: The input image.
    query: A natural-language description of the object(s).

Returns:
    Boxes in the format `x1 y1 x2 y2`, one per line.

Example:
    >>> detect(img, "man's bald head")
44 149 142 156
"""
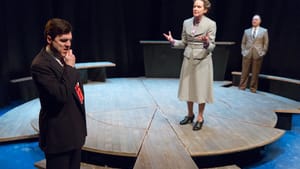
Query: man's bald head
252 14 261 27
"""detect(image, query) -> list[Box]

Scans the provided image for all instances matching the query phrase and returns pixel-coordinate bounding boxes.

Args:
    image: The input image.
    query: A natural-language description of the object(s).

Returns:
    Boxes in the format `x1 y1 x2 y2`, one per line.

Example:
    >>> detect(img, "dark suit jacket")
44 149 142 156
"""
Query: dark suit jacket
31 48 87 154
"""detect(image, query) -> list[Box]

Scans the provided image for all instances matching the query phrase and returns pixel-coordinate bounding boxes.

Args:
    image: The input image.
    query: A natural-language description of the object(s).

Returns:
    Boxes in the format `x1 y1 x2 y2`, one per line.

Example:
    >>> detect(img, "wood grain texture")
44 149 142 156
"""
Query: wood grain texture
0 99 40 142
134 110 199 169
205 165 241 169
34 159 116 169
274 109 300 114
83 107 156 157
0 78 299 160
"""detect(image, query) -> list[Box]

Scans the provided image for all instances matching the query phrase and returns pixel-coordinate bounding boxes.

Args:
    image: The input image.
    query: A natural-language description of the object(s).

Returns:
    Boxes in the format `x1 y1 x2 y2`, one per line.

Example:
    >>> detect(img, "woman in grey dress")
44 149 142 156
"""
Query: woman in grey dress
163 0 216 130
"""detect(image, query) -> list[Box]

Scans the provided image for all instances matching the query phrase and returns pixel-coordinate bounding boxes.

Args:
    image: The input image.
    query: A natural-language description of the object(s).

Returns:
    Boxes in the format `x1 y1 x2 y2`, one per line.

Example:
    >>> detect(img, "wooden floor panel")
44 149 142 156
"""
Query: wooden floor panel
84 79 156 114
34 159 116 169
0 78 299 159
134 110 199 169
168 114 284 156
84 107 156 156
0 99 40 142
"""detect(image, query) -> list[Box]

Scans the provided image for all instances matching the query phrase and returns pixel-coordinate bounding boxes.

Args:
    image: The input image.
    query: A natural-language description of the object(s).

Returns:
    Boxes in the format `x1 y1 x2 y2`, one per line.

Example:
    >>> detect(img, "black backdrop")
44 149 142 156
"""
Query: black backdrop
1 0 300 105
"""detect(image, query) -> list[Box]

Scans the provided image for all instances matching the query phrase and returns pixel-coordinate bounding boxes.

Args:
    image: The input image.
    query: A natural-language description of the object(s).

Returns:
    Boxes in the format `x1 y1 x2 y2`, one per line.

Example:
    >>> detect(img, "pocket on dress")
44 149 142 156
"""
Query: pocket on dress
183 47 192 58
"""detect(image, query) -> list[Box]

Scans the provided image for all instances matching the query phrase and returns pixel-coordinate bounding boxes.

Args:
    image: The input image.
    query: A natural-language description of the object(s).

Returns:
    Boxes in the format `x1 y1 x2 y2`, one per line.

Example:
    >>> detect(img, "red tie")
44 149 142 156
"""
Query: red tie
75 82 84 104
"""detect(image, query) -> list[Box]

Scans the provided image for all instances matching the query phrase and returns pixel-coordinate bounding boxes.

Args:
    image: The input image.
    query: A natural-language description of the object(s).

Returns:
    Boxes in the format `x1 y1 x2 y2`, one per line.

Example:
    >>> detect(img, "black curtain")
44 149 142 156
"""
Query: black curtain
213 0 300 80
1 0 300 105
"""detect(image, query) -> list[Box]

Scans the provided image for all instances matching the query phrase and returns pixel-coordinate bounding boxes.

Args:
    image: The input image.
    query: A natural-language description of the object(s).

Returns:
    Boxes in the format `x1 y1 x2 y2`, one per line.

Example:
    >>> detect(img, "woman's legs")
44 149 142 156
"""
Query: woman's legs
197 103 205 122
179 101 195 125
180 101 205 129
187 101 194 117
192 103 205 130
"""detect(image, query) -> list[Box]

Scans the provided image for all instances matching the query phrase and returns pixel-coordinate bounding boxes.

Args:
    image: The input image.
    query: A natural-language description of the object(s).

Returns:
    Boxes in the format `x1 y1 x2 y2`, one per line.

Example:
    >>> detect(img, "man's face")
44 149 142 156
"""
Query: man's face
193 0 207 18
252 16 261 27
47 32 72 57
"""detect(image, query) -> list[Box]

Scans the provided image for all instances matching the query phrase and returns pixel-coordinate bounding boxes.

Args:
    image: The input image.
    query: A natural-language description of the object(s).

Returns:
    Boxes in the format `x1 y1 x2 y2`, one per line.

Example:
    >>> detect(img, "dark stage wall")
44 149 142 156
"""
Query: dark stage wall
1 0 300 105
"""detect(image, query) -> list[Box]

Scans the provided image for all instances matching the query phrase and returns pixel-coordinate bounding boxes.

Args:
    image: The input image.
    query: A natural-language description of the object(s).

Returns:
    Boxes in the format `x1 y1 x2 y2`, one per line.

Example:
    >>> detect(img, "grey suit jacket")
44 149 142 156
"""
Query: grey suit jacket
241 27 269 57
173 16 217 60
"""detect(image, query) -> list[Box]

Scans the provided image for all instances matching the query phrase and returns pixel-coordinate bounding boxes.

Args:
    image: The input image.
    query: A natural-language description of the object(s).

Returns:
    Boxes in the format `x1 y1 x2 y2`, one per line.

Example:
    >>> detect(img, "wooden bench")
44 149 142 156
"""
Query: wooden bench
9 62 116 83
9 76 37 102
34 159 115 169
9 61 115 101
274 108 300 130
231 71 300 101
75 61 116 83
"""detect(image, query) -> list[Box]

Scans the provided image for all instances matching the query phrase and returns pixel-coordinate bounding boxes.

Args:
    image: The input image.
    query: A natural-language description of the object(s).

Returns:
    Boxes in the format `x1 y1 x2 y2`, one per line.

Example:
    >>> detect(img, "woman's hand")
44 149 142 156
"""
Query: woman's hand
197 32 210 49
198 35 209 42
163 31 175 44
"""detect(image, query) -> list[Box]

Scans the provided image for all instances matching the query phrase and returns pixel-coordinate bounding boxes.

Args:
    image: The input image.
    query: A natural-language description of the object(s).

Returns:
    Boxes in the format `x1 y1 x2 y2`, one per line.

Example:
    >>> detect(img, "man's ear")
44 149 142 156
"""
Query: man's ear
46 35 52 44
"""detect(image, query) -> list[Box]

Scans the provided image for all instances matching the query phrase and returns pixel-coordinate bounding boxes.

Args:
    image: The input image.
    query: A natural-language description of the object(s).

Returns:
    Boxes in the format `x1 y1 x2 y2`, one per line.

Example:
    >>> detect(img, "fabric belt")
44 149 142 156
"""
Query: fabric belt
187 43 205 49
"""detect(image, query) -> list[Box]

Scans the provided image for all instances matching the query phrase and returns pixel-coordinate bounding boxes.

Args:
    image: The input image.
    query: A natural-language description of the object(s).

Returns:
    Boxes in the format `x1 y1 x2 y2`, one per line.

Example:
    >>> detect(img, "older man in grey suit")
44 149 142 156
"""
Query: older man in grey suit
239 14 269 93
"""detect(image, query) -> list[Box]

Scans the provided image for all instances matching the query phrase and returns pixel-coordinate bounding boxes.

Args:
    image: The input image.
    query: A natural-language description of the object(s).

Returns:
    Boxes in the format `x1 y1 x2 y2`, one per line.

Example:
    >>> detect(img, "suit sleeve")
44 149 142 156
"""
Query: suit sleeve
241 30 247 56
206 21 217 52
172 21 187 49
31 63 79 104
263 29 269 55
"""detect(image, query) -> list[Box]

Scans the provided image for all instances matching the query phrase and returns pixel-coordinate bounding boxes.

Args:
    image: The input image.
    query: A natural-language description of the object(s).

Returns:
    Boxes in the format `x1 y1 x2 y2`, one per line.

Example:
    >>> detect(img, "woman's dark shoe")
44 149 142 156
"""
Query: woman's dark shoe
193 120 204 130
180 115 195 125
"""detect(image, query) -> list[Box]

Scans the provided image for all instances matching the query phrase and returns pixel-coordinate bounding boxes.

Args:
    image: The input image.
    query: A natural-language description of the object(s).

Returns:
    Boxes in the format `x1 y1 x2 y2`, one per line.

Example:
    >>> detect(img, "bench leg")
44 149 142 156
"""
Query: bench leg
20 82 38 101
10 81 38 102
88 68 107 82
232 74 240 87
78 70 88 84
275 113 292 130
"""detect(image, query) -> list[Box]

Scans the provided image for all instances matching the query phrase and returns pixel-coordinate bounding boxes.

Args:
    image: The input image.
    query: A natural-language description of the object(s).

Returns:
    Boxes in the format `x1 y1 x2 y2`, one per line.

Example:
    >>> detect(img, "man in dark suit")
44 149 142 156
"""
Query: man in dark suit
31 18 87 169
239 14 269 93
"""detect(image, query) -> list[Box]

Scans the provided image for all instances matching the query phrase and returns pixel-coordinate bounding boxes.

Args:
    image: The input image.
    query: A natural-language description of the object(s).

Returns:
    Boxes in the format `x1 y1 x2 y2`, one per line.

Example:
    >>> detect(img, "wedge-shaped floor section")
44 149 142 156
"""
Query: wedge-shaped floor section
34 159 117 169
84 107 156 157
168 114 285 156
134 110 198 169
0 99 40 142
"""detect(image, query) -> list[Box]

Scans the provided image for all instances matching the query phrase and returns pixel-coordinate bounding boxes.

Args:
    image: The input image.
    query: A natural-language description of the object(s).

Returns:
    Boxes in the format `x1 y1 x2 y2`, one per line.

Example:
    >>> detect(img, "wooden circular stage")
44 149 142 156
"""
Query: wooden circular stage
0 78 299 168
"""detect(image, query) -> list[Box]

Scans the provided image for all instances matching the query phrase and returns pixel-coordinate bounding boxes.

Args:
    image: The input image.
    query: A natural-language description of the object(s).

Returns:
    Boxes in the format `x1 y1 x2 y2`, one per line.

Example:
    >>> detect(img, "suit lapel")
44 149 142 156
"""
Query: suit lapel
256 28 263 38
246 28 255 40
185 18 194 35
196 16 208 35
185 16 208 38
251 27 263 40
43 48 85 112
42 49 64 74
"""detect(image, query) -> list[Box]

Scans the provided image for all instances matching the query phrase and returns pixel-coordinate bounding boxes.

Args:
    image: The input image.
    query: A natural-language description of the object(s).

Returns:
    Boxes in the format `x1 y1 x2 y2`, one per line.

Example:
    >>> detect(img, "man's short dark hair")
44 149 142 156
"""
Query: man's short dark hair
44 18 72 40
